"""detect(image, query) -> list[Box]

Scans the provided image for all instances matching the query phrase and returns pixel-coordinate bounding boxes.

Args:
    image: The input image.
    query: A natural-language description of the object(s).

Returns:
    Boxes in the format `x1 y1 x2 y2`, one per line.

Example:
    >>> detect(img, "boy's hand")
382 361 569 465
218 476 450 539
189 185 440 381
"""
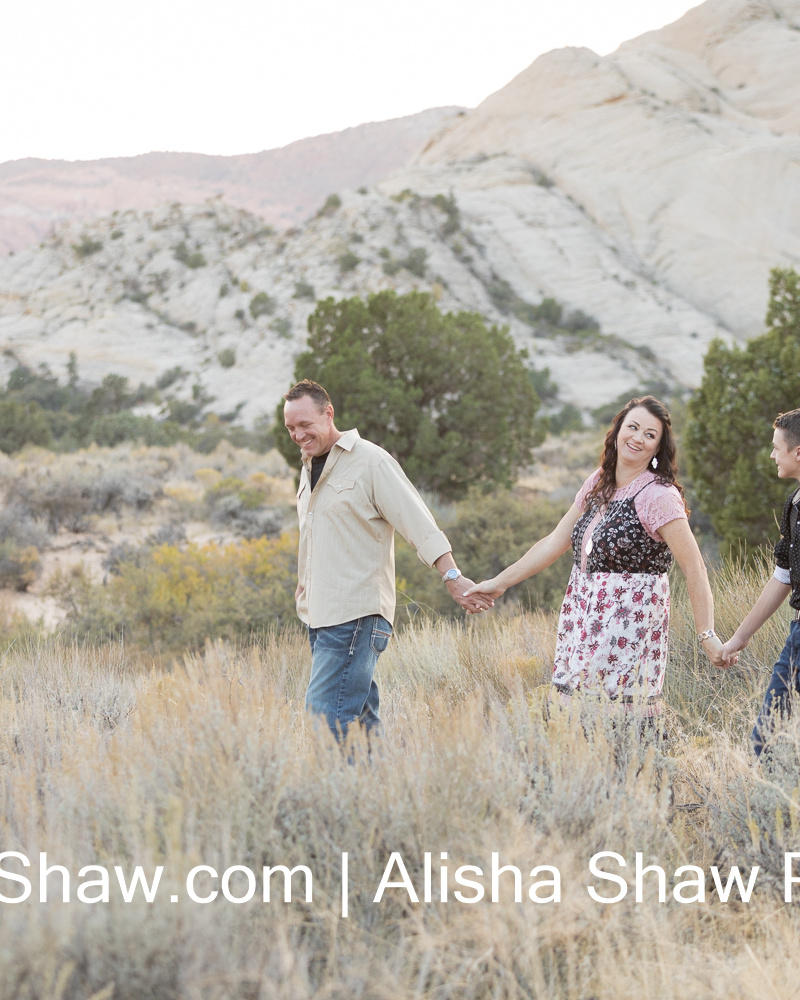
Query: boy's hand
720 636 745 666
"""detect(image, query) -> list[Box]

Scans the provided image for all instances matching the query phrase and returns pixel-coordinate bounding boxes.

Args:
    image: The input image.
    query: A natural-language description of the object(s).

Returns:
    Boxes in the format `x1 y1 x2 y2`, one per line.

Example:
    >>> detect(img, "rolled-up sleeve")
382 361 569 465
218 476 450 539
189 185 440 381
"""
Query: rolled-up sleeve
371 456 451 568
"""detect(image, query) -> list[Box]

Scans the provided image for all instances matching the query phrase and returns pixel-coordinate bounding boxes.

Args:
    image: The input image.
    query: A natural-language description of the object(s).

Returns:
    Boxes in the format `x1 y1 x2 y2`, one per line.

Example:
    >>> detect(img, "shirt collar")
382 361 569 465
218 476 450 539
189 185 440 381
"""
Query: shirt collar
334 428 360 452
301 428 360 470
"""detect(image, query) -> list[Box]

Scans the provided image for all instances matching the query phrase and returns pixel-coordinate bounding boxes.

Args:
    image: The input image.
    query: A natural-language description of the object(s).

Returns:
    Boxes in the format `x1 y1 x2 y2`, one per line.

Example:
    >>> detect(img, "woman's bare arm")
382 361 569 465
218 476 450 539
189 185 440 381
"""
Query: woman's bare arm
659 518 725 668
463 504 582 599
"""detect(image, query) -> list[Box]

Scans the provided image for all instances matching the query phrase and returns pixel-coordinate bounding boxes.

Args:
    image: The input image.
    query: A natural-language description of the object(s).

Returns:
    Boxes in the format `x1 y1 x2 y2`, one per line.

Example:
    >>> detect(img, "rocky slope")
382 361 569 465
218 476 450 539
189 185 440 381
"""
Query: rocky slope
0 108 462 256
1 0 797 420
414 0 800 337
0 185 721 423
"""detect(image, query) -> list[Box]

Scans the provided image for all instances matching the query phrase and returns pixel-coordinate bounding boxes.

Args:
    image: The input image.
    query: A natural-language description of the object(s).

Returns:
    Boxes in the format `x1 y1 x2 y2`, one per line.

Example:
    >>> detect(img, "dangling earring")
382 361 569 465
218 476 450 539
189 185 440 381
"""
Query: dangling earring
651 456 658 469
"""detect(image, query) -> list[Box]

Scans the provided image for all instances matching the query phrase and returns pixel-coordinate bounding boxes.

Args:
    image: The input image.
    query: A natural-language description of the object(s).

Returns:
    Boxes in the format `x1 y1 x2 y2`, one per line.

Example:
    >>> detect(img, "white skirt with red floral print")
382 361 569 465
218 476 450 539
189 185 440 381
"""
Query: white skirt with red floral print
552 566 670 702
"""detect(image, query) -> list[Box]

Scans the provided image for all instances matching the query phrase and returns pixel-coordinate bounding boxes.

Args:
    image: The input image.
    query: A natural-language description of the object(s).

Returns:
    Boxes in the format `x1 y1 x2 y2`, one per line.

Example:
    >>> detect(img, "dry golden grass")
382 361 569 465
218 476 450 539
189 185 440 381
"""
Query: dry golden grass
0 559 798 998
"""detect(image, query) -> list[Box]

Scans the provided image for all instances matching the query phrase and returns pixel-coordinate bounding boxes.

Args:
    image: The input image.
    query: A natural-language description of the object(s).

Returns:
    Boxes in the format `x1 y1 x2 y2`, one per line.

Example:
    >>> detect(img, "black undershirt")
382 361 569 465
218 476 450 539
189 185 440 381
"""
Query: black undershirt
310 452 330 491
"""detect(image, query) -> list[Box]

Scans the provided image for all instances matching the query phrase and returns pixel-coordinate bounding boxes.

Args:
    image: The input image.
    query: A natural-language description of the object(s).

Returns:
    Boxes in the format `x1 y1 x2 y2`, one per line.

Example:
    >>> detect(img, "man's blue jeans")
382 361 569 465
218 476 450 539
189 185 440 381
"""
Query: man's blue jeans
306 615 392 739
752 619 800 756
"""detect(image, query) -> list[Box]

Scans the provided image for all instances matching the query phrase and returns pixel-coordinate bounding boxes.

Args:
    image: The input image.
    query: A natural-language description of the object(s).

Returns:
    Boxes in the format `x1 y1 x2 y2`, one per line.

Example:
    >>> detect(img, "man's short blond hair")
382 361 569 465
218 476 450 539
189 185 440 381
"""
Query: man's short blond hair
283 380 331 411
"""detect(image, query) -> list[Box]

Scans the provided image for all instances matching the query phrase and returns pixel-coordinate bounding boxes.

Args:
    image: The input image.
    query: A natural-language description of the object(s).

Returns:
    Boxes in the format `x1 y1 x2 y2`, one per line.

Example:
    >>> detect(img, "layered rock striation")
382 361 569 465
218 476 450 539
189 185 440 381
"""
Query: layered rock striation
1 0 797 421
414 0 800 336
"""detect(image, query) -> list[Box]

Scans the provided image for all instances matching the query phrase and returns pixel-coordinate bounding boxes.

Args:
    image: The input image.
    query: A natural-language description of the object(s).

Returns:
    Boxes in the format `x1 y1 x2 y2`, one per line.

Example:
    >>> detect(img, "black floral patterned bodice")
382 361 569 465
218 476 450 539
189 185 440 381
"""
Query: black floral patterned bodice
571 483 673 575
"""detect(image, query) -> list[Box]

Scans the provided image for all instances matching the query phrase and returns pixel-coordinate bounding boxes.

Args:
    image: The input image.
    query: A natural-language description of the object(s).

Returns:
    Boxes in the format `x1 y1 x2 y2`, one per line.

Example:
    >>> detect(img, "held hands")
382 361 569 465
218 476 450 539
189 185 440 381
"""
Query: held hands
701 634 728 669
701 633 742 669
462 578 507 603
447 576 495 615
720 636 745 668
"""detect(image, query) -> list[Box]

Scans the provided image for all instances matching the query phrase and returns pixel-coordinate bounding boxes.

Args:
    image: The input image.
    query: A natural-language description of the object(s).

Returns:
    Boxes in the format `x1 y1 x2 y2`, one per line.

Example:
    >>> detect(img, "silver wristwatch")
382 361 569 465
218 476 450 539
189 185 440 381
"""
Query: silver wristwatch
441 568 461 583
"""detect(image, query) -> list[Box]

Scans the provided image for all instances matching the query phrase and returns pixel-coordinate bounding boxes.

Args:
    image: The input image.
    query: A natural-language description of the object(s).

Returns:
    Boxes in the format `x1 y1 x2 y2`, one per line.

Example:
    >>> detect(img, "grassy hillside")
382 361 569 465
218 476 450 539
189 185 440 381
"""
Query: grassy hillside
0 555 796 999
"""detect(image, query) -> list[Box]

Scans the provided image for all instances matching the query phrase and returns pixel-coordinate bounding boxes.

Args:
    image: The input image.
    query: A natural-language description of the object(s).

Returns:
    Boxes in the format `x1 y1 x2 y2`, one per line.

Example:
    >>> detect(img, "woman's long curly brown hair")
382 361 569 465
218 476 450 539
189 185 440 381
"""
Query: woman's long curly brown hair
586 396 688 513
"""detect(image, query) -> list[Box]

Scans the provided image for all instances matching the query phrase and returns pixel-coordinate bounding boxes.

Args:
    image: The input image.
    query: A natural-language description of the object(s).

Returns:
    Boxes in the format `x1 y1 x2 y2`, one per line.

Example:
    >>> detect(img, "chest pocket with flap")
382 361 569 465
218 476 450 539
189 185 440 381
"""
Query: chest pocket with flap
324 479 357 515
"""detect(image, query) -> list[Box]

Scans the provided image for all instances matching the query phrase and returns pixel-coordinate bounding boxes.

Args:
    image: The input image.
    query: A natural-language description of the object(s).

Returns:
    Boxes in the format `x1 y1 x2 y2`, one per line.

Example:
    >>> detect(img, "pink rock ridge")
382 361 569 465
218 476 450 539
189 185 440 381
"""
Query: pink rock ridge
0 107 464 255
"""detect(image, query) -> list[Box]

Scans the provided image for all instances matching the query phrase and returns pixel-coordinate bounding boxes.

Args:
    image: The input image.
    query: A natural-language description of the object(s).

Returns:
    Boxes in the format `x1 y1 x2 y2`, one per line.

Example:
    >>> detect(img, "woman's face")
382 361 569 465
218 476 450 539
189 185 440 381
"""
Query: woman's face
615 405 663 470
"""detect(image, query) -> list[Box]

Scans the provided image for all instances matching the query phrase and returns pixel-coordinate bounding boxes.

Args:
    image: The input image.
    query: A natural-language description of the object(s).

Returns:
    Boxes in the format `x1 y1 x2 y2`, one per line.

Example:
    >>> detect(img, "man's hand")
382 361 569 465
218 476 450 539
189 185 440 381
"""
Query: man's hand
447 576 494 615
295 582 305 603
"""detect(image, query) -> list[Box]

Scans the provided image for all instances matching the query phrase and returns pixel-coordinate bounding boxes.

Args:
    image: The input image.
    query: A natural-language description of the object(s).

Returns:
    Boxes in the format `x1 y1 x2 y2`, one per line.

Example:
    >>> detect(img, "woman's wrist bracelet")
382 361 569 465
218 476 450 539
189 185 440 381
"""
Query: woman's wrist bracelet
697 629 717 642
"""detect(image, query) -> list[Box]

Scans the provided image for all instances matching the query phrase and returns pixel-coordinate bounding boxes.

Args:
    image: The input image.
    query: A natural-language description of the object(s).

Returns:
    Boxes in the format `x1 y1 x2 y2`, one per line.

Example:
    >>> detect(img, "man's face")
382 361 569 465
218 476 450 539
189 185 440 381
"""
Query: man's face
770 428 800 481
284 396 336 459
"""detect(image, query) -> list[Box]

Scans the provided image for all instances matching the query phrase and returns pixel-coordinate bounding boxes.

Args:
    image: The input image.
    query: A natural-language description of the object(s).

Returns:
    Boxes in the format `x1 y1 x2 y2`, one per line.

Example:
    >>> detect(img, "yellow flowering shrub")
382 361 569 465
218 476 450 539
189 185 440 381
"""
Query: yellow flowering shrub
51 533 299 651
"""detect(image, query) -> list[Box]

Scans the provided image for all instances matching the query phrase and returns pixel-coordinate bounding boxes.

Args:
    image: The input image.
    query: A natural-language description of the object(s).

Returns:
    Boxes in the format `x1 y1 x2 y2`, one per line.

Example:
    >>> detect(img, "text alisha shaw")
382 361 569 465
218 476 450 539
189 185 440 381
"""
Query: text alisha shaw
3 851 800 907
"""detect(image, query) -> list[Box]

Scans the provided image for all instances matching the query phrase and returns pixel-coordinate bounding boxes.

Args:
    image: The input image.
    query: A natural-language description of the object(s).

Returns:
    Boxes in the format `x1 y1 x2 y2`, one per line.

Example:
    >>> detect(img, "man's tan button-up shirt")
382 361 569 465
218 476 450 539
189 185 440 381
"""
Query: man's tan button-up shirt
295 429 452 628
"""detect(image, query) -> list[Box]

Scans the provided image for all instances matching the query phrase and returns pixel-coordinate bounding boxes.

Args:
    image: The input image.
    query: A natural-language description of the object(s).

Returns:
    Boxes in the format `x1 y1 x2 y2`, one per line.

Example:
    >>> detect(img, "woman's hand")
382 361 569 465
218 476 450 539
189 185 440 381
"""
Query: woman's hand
463 578 507 601
448 576 495 614
702 634 728 669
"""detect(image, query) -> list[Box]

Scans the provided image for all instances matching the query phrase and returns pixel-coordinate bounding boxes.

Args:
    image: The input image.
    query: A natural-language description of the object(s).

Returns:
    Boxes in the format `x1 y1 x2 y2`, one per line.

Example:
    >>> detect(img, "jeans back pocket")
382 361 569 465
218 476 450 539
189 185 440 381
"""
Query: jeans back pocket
370 616 392 655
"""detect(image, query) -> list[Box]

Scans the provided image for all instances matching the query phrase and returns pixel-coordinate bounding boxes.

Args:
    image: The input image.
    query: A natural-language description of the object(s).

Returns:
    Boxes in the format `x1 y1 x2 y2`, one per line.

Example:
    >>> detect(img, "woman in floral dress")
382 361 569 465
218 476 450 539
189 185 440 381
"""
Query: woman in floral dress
465 396 726 713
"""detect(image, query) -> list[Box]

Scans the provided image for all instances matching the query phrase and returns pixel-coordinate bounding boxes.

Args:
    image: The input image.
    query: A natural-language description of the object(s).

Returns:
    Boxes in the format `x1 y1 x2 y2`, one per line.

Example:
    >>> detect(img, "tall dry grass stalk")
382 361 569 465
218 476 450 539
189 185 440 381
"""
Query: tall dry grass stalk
0 557 798 998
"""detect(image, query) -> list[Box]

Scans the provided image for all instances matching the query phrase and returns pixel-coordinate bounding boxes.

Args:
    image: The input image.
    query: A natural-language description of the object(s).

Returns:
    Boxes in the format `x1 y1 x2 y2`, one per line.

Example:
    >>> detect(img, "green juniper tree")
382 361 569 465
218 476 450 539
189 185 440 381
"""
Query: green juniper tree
0 399 52 454
686 267 800 550
276 290 543 499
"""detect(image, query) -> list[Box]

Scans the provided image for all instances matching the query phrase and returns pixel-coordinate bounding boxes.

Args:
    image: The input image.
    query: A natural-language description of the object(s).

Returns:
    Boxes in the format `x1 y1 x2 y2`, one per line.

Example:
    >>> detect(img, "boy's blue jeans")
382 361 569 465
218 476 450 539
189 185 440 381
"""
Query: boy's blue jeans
752 619 800 756
306 615 392 739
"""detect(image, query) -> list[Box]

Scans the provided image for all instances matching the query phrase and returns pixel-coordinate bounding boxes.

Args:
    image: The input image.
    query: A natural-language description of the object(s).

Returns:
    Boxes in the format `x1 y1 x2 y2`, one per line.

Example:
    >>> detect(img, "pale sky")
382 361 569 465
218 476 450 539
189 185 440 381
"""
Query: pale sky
1 0 699 164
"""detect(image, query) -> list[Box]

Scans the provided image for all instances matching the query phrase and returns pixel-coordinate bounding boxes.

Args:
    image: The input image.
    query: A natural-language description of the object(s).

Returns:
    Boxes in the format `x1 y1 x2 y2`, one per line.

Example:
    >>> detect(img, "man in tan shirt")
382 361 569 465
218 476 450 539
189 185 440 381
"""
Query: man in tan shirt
283 379 492 739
